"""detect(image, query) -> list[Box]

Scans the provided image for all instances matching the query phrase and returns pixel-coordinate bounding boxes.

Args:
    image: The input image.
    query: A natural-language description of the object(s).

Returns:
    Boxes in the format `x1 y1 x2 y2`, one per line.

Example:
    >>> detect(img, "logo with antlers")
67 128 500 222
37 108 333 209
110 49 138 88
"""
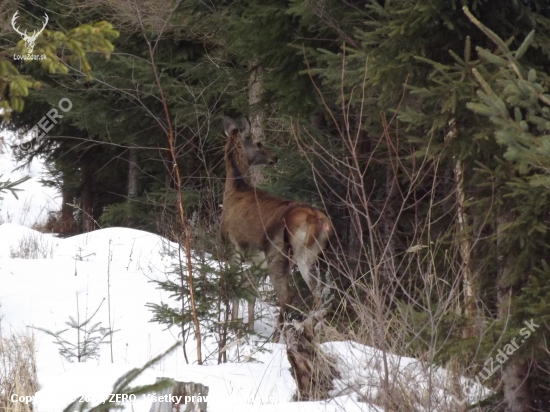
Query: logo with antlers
11 11 49 55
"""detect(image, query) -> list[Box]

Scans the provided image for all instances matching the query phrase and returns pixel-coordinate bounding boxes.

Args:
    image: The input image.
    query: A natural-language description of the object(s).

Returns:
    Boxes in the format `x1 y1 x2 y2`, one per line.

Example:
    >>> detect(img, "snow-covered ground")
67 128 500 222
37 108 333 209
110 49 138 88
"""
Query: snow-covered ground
0 143 491 411
0 225 370 412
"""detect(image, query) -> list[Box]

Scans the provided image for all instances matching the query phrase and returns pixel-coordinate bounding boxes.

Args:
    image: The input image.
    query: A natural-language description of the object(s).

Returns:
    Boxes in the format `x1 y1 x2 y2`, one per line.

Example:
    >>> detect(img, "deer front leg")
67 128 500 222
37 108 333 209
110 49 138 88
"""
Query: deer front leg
228 248 244 328
233 294 255 332
230 249 265 333
244 253 268 332
238 266 256 332
247 298 255 331
231 283 256 331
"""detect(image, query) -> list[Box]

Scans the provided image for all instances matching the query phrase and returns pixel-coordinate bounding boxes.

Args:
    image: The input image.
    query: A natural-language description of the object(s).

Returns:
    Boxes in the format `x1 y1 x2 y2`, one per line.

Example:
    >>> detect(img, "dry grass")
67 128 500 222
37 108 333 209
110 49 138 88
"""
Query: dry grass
0 327 39 412
9 232 55 259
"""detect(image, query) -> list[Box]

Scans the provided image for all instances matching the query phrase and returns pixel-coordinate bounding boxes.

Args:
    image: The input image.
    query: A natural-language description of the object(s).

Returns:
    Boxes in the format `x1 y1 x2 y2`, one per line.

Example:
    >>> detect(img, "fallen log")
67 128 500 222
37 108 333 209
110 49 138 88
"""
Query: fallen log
284 307 337 401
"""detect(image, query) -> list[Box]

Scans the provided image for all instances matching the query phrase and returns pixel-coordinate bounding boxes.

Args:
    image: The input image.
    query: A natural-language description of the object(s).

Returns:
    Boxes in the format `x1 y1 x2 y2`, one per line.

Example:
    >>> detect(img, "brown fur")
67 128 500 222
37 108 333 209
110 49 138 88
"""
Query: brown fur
220 116 332 338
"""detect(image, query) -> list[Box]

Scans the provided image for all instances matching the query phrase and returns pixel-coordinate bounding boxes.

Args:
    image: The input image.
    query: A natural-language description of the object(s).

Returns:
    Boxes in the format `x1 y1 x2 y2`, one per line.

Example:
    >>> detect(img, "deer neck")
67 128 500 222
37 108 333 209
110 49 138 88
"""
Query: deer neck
224 134 252 195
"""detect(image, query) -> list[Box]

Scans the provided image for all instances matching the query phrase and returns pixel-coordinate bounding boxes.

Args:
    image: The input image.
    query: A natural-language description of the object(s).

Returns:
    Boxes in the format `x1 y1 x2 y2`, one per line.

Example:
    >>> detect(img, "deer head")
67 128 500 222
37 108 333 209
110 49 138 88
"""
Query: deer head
12 11 49 55
223 116 278 166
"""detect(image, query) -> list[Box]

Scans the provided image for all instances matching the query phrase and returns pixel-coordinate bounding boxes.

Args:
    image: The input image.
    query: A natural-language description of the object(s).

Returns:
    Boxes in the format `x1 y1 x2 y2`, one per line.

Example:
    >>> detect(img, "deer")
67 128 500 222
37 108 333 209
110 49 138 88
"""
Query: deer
220 115 332 339
11 11 49 55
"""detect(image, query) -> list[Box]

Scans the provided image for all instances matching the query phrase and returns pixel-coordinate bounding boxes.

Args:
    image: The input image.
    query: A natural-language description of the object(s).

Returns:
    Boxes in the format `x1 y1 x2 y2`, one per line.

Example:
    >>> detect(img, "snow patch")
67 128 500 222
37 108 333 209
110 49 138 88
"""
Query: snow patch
0 135 58 227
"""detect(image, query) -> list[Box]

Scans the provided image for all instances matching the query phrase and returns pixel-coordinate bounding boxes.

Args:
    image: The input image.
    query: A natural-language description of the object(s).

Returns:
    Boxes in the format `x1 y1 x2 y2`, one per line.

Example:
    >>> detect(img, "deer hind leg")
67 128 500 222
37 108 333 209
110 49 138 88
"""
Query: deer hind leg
295 248 322 306
266 247 292 341
292 223 330 308
244 253 267 332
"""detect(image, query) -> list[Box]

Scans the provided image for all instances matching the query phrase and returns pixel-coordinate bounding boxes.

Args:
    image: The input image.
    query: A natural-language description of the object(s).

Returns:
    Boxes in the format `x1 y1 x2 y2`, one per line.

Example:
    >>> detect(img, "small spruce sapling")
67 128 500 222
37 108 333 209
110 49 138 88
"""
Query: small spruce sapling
32 298 115 362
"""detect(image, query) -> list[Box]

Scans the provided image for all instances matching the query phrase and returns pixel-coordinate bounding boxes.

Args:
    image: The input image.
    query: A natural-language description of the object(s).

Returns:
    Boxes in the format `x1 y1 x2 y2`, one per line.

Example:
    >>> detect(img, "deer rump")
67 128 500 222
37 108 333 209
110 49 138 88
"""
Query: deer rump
220 185 331 294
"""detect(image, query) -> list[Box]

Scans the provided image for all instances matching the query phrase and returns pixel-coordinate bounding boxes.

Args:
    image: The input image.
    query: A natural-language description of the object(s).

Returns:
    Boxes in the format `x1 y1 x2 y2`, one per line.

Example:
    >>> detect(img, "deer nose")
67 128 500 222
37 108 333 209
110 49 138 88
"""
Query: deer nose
269 156 278 166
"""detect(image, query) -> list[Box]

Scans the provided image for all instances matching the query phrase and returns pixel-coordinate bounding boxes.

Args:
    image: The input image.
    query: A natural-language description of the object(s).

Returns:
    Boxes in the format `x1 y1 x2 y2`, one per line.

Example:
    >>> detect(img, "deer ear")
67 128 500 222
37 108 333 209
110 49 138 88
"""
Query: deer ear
223 116 239 137
239 116 251 139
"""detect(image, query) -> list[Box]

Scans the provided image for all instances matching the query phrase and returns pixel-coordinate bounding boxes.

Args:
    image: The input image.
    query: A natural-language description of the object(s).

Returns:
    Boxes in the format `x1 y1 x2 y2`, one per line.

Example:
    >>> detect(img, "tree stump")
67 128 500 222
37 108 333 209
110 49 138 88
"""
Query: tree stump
149 379 208 412
284 308 337 401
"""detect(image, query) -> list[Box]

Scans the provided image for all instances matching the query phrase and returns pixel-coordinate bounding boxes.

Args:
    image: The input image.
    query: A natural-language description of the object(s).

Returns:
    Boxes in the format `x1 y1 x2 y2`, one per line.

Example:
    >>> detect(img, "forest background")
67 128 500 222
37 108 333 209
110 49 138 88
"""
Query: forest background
1 1 550 411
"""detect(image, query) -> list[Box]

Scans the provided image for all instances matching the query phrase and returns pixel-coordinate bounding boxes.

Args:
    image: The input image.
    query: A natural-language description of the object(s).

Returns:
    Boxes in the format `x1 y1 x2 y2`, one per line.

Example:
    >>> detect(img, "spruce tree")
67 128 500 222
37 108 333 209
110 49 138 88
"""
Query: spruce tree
294 1 550 408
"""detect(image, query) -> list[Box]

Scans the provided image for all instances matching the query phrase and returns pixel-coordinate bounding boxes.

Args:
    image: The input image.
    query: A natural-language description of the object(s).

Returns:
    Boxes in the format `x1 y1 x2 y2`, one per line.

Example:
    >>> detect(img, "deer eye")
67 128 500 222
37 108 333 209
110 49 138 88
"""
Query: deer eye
256 142 263 149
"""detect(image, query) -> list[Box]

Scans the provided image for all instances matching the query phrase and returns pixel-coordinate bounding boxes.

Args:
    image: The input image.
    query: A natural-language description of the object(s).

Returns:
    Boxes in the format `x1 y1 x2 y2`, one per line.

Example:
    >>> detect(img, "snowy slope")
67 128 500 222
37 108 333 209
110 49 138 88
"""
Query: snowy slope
0 225 370 412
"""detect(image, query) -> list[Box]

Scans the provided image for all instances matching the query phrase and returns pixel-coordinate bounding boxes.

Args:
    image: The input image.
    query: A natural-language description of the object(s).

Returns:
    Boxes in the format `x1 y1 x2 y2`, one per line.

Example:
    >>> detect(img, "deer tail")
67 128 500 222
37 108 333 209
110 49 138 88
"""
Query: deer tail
305 211 331 250
285 207 332 253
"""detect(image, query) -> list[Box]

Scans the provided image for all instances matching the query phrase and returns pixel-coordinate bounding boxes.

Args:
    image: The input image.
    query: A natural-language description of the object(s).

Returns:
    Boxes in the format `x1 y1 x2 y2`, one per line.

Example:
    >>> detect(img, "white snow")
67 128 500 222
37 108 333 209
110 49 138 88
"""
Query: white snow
0 225 370 412
0 143 491 411
0 133 58 227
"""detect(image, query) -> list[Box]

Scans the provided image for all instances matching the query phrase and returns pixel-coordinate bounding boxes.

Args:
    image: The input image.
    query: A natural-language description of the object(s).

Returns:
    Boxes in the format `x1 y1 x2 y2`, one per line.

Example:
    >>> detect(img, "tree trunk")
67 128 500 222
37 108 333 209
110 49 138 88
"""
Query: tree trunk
128 147 139 199
247 59 266 185
59 175 76 235
501 361 532 412
231 58 266 332
346 114 372 271
284 309 336 401
126 147 139 227
382 160 398 278
497 211 532 412
163 147 175 189
345 134 367 269
182 131 199 191
149 379 208 412
80 163 94 232
454 158 476 339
